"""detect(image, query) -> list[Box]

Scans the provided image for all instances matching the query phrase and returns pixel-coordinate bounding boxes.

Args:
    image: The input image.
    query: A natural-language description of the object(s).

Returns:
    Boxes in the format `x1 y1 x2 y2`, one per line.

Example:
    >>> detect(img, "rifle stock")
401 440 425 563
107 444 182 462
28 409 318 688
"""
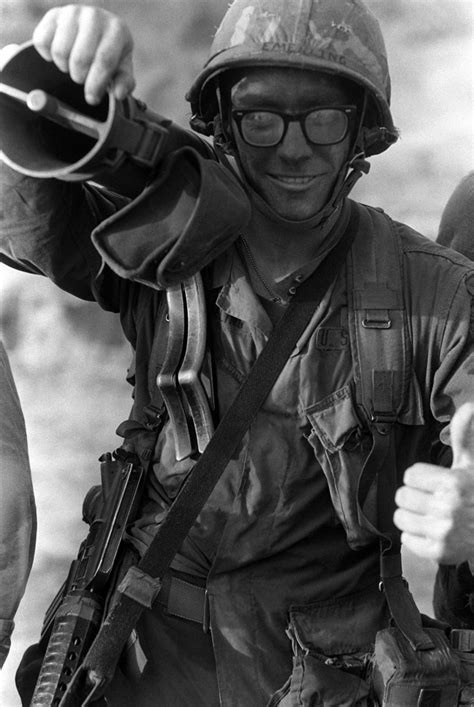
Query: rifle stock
31 453 144 706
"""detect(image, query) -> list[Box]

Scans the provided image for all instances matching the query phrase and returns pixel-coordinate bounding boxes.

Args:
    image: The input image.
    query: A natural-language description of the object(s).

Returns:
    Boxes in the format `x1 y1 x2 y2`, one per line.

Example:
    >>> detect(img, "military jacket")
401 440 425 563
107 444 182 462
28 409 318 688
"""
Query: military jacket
1 159 473 703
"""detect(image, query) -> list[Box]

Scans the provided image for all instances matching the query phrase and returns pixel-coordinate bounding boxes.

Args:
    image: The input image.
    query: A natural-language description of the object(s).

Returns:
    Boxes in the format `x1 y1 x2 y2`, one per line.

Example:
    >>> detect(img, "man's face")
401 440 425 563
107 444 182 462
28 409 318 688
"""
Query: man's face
230 68 355 221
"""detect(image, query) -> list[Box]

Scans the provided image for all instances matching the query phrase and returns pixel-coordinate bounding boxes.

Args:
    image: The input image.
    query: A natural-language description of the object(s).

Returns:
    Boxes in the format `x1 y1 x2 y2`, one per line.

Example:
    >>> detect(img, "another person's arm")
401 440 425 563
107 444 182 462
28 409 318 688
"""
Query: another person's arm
394 405 474 627
395 170 474 626
0 342 36 668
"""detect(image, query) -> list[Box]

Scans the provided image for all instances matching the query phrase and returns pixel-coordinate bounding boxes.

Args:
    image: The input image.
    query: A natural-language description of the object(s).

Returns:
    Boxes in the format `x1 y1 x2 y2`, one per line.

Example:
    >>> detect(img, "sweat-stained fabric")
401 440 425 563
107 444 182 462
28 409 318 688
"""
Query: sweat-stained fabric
1 149 474 704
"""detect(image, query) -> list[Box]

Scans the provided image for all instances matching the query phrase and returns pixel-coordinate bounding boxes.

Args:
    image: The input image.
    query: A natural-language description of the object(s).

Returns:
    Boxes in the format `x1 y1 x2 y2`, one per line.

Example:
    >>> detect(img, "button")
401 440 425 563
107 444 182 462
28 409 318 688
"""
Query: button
294 274 304 282
288 286 297 296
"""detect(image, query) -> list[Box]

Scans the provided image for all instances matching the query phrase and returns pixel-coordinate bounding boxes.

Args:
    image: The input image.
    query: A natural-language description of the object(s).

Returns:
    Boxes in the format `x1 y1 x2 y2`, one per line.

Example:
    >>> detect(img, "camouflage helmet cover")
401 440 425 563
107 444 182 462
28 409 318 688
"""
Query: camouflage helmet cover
187 0 398 156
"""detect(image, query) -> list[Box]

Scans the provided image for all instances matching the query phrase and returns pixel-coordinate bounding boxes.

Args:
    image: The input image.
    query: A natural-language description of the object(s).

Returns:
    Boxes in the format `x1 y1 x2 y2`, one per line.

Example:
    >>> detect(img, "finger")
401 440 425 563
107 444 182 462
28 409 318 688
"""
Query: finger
49 5 81 73
32 7 62 62
394 485 431 514
110 54 136 101
83 20 134 104
451 402 474 469
400 532 441 562
393 508 425 536
402 463 451 492
393 507 452 539
68 9 105 86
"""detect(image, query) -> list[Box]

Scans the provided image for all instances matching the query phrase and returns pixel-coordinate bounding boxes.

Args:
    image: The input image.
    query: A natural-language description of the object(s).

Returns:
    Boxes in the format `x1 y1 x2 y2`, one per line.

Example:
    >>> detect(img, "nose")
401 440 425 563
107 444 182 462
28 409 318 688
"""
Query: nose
277 119 313 160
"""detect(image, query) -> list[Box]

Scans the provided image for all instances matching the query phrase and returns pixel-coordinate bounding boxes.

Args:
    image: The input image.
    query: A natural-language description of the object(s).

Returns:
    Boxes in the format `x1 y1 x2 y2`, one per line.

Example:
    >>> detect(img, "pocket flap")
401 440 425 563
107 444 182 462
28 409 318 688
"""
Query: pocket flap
290 587 388 655
306 385 362 453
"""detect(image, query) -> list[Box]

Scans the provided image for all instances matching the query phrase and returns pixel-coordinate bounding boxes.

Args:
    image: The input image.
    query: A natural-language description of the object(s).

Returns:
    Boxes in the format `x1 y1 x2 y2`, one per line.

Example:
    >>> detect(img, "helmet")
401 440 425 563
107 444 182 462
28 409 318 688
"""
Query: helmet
186 0 398 156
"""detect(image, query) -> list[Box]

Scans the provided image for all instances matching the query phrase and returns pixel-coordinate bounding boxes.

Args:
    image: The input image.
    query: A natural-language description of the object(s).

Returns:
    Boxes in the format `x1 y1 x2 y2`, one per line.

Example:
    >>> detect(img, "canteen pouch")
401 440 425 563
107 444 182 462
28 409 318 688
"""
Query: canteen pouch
451 629 474 706
372 624 461 706
456 650 474 706
268 587 389 707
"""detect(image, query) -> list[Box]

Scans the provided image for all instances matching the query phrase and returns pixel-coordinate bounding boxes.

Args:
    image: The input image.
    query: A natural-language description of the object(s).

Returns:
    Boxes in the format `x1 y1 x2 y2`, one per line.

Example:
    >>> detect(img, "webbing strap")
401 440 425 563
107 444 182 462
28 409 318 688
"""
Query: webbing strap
377 432 434 651
62 202 361 704
348 210 409 434
350 211 409 516
347 206 433 651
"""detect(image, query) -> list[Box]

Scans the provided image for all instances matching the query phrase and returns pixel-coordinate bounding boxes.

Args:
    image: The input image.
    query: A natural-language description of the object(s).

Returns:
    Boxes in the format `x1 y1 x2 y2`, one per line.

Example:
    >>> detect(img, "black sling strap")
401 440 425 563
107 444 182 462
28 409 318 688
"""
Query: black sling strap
62 202 360 705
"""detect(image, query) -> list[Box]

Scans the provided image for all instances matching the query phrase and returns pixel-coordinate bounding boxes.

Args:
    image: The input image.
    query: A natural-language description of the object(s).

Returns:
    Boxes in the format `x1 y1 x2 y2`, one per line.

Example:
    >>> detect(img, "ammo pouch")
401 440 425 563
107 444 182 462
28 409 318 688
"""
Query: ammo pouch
268 587 387 707
269 589 473 707
452 630 474 706
372 623 461 706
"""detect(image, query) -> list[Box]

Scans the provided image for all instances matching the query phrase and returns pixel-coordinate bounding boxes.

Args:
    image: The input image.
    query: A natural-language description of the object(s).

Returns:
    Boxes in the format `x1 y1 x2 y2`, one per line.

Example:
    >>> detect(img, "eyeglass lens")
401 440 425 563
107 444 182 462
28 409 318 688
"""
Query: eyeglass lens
240 108 349 146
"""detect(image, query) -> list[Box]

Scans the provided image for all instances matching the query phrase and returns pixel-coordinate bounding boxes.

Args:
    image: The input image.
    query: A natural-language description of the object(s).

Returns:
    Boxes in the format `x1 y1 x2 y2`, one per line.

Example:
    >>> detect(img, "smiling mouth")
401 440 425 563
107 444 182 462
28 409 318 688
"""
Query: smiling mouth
268 174 319 186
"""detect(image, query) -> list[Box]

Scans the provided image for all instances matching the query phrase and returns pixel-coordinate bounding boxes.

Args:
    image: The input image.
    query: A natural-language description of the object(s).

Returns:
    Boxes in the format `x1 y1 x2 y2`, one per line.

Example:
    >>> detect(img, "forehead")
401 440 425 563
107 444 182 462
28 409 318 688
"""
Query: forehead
230 67 353 108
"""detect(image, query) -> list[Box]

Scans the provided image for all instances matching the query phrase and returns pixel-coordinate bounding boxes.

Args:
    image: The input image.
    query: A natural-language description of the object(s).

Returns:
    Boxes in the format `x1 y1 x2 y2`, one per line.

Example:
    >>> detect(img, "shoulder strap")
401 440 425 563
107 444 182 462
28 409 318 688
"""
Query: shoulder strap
347 204 410 521
62 203 361 704
348 204 410 449
347 204 434 651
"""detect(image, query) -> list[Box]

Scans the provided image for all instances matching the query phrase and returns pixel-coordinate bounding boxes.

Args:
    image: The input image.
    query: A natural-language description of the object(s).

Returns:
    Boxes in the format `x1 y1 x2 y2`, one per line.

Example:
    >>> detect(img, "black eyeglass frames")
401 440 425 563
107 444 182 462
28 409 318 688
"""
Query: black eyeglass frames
231 105 357 147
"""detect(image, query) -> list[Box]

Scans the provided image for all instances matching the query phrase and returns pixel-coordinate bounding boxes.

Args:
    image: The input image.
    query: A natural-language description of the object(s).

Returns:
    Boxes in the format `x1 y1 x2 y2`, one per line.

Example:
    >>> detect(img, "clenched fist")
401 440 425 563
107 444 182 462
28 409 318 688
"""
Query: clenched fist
394 403 474 566
32 4 136 104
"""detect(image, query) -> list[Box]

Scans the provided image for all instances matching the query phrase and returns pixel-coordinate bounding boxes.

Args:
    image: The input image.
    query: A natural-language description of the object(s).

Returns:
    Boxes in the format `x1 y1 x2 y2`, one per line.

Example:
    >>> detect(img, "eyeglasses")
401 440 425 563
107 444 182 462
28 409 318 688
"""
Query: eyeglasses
231 105 357 148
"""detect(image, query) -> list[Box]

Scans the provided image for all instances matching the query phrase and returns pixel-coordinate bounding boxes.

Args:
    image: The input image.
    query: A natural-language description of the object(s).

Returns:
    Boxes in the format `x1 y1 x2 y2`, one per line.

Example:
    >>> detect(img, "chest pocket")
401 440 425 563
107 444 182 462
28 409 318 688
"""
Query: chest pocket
305 384 373 548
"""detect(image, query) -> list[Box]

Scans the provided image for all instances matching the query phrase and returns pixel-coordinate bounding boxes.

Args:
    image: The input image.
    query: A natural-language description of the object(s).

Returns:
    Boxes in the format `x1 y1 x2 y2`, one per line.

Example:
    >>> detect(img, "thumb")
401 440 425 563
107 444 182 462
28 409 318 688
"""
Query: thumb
451 402 474 469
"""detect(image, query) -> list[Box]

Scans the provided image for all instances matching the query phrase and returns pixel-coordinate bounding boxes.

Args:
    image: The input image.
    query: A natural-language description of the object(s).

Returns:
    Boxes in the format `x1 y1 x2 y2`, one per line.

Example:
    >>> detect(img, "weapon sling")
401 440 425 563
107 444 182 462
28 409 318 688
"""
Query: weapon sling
62 203 360 705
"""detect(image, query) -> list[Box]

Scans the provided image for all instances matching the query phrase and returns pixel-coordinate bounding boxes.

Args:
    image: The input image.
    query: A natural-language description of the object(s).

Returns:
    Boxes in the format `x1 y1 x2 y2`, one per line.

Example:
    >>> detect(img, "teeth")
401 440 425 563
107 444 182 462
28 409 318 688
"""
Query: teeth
274 176 314 184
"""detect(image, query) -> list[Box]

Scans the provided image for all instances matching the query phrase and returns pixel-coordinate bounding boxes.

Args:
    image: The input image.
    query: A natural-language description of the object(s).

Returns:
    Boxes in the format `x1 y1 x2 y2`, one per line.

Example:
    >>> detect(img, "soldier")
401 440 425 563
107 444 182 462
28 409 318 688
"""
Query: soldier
395 173 474 631
437 172 474 261
1 1 473 704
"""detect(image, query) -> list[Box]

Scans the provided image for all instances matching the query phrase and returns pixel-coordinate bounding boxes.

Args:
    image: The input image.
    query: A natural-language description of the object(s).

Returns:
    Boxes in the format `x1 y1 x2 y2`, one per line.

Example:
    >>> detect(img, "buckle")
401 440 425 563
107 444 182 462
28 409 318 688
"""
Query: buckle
362 316 392 329
451 628 474 652
117 566 162 609
371 410 397 435
371 411 397 424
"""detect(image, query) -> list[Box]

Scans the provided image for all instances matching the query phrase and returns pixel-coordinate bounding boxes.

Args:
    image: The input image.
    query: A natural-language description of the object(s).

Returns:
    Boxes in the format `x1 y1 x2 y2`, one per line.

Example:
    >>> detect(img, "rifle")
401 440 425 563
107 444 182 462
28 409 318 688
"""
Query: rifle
31 450 145 707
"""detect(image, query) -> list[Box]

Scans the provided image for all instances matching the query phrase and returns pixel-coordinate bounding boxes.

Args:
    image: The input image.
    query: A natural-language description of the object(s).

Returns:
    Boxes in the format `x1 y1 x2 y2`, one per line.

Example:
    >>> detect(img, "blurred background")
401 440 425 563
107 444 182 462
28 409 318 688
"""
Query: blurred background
0 0 473 703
